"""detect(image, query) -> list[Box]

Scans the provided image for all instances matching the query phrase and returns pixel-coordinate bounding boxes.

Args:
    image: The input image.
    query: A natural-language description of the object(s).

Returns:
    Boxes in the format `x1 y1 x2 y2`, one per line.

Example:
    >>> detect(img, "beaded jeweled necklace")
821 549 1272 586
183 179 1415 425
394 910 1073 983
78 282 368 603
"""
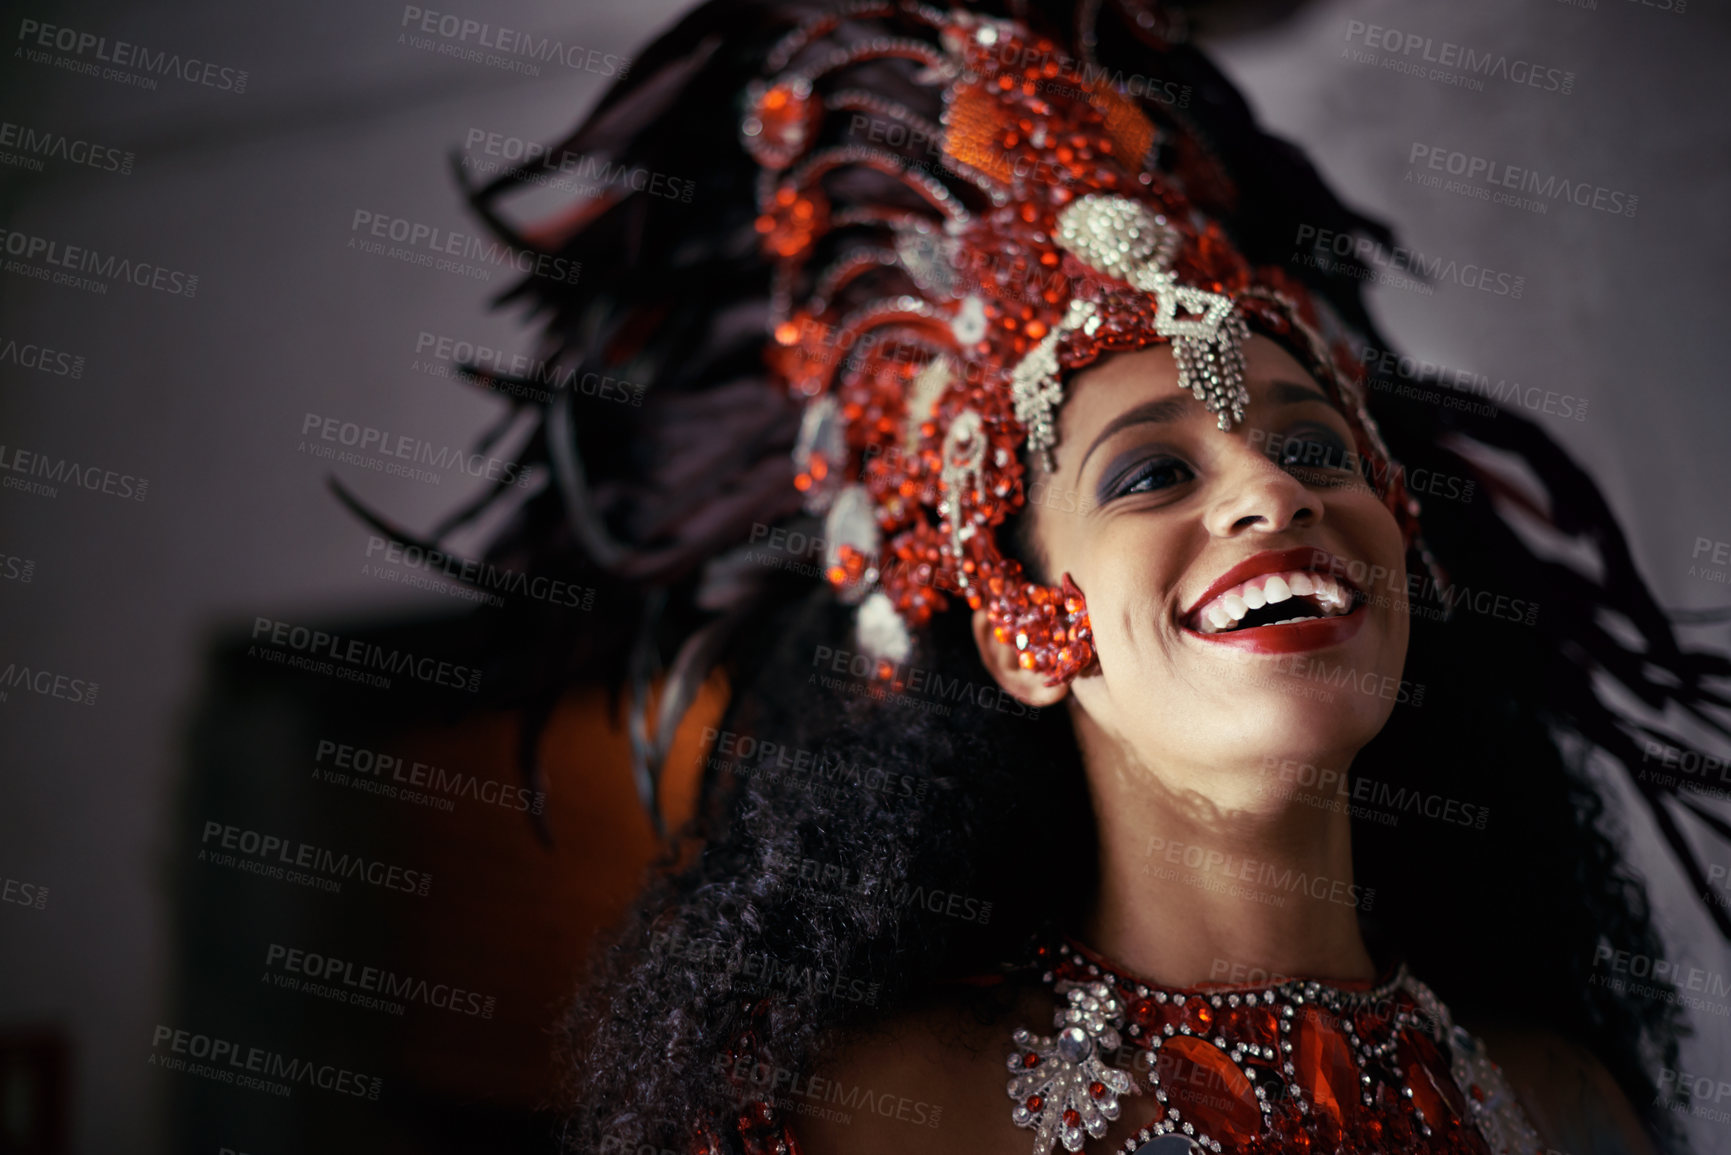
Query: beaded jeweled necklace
1006 938 1543 1155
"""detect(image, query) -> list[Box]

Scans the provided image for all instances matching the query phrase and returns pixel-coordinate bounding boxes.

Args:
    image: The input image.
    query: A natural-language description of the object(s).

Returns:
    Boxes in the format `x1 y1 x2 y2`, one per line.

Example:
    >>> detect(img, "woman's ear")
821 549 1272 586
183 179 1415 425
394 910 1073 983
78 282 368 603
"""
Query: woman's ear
970 606 1073 709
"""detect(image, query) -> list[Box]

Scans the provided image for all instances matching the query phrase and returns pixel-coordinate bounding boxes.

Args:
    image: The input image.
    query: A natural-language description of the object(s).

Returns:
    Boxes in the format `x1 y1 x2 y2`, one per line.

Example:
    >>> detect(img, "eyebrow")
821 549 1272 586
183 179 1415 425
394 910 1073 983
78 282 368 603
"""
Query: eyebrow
1267 380 1341 411
1074 379 1344 478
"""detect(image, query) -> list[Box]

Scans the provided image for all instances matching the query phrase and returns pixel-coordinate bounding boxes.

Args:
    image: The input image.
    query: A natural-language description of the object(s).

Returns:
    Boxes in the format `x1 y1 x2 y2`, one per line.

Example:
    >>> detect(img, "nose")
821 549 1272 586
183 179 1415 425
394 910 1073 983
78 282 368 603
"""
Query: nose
1201 438 1319 537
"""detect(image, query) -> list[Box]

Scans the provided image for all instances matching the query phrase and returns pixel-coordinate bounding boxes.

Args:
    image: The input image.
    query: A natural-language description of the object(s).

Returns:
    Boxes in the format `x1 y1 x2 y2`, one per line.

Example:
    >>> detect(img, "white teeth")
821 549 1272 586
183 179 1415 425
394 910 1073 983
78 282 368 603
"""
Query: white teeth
1190 569 1357 634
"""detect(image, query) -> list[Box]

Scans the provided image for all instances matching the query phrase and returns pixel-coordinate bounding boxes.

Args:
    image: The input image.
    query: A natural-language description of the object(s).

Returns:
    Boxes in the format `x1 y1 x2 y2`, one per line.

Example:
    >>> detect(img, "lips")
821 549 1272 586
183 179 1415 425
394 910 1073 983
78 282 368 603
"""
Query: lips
1181 547 1367 653
1190 568 1355 634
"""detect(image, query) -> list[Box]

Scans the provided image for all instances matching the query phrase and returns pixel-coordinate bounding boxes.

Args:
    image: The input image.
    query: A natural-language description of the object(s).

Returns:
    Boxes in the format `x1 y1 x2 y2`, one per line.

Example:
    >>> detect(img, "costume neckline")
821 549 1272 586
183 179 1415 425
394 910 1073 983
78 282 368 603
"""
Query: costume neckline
1054 932 1408 1003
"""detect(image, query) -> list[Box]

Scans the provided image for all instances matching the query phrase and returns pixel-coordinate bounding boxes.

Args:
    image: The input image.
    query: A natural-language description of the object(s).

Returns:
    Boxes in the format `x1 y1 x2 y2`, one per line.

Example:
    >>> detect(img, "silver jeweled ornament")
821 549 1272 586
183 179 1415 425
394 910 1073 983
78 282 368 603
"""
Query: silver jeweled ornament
1008 194 1252 471
1007 980 1136 1155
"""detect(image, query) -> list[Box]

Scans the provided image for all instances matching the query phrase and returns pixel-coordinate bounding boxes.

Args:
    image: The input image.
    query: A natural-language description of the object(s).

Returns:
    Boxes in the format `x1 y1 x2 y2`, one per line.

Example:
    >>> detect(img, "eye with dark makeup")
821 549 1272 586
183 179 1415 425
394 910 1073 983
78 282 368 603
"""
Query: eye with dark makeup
1102 454 1195 502
1268 423 1362 487
1093 407 1369 506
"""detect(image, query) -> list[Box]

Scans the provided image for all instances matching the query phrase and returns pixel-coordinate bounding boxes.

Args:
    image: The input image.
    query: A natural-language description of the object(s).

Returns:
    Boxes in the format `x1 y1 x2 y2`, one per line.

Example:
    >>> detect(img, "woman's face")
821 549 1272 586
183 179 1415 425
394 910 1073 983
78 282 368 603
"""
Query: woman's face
996 335 1411 797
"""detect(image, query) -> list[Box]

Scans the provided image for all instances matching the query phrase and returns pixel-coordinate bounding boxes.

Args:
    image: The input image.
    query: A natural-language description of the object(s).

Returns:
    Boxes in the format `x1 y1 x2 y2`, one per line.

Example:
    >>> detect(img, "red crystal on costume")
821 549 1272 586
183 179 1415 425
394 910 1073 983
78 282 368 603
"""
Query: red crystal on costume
1049 942 1501 1154
1155 1033 1262 1144
743 78 821 170
1130 997 1163 1029
756 185 828 262
1293 1004 1361 1134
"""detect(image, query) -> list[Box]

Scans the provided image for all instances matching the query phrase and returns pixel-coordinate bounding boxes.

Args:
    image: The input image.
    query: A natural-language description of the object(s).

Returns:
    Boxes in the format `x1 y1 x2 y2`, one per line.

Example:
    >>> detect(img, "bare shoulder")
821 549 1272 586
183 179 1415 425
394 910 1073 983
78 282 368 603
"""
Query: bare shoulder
790 983 1047 1155
1466 1021 1657 1155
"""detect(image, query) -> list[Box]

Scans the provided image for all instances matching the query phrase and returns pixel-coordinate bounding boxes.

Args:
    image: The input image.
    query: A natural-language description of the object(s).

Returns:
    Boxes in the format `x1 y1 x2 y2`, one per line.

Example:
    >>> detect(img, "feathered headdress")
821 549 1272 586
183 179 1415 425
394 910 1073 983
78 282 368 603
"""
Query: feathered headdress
735 4 1425 688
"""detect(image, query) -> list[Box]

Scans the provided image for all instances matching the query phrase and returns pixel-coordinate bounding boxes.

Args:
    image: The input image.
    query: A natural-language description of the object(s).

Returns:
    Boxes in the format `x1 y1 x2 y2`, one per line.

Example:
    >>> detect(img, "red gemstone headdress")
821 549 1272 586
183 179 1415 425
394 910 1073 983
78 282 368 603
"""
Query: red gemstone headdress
743 5 1423 686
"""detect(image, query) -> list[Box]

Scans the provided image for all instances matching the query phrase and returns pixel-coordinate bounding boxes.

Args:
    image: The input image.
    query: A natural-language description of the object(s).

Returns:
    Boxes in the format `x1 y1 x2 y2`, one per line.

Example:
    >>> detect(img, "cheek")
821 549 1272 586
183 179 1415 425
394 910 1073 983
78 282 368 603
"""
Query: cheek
1344 497 1412 663
1065 517 1191 671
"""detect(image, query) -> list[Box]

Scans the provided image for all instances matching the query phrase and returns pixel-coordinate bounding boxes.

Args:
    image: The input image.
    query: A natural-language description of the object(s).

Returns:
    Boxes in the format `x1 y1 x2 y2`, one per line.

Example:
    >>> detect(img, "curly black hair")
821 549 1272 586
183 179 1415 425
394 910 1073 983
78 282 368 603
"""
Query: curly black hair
337 1 1731 1151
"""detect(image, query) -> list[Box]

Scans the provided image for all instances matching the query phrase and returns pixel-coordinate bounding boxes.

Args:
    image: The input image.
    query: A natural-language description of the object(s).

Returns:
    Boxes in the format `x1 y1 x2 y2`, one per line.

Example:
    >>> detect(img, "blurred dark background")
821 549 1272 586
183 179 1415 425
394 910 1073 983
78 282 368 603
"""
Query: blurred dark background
2 1 1728 1152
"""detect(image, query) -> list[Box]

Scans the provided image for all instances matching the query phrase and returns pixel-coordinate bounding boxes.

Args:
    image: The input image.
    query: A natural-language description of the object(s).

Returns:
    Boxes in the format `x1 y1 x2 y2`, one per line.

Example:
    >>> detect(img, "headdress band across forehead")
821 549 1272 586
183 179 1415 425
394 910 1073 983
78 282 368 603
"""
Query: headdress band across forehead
743 4 1425 687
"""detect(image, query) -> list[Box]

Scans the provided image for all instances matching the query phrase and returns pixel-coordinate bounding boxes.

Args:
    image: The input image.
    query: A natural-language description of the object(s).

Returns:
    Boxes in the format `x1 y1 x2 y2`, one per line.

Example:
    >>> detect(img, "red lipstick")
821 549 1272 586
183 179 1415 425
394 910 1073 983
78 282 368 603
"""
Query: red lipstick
1181 547 1367 655
1183 547 1357 618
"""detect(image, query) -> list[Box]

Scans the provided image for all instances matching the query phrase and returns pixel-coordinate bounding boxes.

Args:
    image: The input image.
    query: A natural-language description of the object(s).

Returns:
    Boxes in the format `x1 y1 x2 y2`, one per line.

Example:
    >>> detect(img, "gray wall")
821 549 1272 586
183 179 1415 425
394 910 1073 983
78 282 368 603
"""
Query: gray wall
1 0 1726 1151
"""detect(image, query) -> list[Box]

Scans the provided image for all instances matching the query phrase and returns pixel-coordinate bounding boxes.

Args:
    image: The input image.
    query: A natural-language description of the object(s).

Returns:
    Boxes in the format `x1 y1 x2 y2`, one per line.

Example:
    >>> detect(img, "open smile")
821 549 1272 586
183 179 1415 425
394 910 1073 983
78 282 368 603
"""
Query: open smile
1179 547 1368 653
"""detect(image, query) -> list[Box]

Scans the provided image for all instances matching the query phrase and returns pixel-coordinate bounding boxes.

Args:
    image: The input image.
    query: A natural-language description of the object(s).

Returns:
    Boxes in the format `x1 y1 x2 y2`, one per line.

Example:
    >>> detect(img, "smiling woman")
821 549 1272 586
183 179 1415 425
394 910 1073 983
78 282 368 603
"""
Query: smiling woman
400 1 1731 1154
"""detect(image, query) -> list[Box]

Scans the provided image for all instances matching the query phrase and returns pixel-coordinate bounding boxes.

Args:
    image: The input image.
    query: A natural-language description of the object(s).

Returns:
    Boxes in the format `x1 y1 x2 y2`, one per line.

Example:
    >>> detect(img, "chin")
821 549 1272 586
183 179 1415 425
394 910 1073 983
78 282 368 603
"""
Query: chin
1177 602 1409 753
1188 675 1400 774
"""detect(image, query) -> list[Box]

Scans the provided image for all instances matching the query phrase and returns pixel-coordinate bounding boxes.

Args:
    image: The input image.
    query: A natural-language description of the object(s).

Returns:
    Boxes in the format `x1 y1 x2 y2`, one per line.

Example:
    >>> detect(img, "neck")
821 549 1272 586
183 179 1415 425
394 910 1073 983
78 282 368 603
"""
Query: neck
1070 707 1376 990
